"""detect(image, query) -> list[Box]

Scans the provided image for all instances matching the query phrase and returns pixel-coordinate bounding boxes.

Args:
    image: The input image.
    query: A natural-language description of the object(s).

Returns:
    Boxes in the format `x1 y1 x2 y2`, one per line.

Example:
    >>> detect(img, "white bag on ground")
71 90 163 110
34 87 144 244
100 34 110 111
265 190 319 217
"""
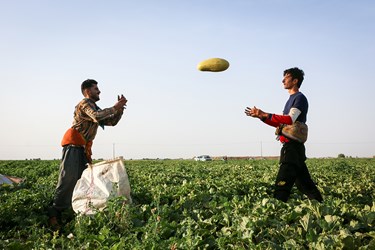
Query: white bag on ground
72 157 132 215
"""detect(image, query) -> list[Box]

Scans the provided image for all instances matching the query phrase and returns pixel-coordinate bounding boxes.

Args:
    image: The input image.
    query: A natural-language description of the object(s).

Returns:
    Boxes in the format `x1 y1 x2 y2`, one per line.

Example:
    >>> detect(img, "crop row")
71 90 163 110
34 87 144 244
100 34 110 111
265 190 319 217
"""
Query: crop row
0 158 374 249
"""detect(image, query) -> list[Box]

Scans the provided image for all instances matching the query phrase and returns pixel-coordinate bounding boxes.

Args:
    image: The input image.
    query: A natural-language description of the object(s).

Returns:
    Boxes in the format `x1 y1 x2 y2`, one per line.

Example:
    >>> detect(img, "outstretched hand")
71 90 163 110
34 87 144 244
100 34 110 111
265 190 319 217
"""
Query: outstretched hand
114 94 127 110
245 106 267 120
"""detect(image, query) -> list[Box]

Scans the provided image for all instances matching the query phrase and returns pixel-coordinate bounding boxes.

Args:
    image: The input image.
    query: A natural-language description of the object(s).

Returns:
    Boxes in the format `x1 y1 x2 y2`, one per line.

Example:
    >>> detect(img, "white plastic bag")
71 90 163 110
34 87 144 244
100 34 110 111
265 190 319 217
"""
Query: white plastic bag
72 157 132 215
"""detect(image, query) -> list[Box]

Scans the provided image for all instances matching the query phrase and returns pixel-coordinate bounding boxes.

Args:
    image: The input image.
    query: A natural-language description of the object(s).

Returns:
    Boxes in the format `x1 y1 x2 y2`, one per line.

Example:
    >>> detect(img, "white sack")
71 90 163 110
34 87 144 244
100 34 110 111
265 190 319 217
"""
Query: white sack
72 158 132 215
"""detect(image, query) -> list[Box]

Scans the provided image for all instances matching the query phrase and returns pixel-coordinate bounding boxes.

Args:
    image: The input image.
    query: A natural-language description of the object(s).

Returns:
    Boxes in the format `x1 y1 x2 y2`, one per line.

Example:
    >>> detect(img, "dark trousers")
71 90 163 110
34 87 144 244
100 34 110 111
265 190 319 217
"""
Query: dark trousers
48 145 88 218
274 141 323 202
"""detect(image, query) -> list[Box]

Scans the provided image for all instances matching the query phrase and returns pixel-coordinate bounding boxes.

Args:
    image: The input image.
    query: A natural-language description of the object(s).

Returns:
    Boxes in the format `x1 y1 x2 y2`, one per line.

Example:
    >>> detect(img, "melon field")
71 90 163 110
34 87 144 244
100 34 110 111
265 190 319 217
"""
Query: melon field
0 158 374 249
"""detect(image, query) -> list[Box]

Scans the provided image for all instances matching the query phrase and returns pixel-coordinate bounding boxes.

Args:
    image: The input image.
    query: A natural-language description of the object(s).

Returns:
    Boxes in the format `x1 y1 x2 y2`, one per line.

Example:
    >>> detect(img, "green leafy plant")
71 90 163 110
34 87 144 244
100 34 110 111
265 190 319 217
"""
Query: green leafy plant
0 158 374 249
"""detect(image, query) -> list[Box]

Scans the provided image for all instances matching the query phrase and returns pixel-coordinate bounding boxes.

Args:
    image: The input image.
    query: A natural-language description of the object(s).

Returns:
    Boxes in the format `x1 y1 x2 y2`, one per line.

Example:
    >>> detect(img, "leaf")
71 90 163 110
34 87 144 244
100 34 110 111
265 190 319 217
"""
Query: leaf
300 214 311 231
324 215 338 223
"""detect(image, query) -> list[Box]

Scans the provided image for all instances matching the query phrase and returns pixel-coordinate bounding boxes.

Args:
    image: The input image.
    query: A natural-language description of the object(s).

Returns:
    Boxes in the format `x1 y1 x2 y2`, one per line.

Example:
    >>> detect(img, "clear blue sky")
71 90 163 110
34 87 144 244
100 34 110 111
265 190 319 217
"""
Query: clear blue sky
1 0 374 160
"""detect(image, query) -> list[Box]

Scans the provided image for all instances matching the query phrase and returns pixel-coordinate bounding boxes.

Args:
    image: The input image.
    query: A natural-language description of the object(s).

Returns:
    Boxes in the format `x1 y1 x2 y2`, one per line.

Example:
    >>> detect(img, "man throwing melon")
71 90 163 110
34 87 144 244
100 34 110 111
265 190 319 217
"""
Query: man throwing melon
245 67 323 202
48 79 127 228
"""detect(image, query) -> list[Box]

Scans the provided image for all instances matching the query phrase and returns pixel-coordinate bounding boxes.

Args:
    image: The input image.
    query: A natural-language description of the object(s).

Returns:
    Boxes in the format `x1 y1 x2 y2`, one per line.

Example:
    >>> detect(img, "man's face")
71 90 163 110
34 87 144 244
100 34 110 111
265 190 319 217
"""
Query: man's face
282 73 297 89
86 84 101 101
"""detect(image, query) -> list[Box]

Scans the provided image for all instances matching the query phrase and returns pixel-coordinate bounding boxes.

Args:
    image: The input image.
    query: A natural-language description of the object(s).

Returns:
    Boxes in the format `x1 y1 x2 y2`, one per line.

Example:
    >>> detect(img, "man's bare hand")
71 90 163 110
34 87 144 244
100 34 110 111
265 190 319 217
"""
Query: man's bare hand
245 106 267 120
114 94 127 110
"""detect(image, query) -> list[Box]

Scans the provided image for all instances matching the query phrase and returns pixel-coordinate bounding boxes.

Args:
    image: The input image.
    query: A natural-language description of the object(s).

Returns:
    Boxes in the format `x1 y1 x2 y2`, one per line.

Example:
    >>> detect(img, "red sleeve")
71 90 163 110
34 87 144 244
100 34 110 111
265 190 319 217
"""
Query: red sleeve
262 114 292 127
270 114 293 125
263 119 279 127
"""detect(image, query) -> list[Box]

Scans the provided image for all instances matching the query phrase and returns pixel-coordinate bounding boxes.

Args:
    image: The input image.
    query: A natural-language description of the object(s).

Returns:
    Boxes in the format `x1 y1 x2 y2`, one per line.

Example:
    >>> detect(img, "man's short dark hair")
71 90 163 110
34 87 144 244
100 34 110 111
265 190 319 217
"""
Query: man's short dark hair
81 79 98 95
284 67 304 88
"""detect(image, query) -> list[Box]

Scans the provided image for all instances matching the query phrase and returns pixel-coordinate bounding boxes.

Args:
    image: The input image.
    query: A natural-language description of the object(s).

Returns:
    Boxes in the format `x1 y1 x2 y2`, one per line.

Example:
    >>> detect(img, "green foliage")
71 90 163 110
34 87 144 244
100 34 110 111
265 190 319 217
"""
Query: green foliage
0 158 374 249
338 153 346 158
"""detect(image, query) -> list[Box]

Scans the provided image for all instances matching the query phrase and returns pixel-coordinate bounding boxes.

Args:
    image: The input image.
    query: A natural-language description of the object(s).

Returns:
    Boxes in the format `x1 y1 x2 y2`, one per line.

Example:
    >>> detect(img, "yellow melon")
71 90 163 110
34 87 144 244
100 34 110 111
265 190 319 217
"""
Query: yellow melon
197 58 229 72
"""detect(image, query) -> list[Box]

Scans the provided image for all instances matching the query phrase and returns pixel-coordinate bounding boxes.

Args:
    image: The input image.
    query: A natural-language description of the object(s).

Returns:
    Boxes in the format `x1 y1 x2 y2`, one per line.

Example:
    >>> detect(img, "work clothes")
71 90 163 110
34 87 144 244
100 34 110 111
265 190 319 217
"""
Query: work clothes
261 91 323 202
274 140 323 202
72 98 123 142
48 97 124 219
48 145 87 218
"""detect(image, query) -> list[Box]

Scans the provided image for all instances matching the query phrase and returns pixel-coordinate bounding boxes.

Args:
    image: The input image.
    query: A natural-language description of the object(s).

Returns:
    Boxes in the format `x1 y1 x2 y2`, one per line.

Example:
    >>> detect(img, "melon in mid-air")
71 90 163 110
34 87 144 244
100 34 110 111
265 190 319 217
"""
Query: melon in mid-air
197 58 230 72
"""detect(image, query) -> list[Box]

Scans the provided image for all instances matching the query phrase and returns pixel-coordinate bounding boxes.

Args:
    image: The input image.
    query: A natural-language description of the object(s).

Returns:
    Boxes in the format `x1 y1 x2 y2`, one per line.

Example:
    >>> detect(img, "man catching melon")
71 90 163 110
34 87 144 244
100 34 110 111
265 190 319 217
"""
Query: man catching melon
245 67 323 203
